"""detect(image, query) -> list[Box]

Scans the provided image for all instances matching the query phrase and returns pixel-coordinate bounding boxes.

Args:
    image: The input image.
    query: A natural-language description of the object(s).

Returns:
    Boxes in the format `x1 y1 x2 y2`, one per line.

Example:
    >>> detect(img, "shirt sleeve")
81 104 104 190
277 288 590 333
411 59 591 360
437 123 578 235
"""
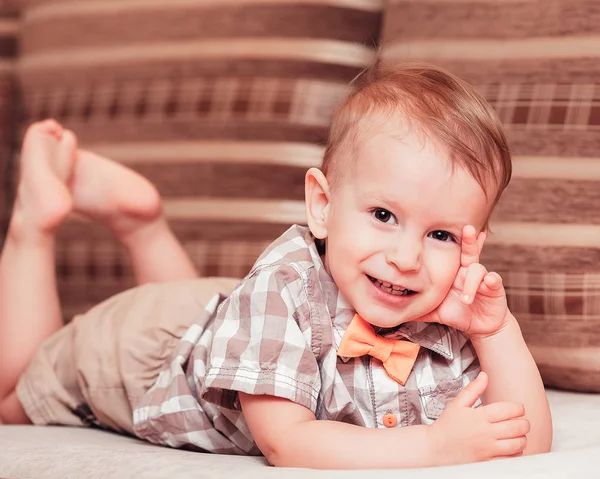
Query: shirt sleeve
200 265 321 414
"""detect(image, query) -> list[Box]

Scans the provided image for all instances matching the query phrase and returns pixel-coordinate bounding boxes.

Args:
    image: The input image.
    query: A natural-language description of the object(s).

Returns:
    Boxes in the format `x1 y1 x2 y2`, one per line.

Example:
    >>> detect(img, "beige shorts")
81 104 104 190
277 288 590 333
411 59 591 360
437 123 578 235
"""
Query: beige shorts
16 277 239 435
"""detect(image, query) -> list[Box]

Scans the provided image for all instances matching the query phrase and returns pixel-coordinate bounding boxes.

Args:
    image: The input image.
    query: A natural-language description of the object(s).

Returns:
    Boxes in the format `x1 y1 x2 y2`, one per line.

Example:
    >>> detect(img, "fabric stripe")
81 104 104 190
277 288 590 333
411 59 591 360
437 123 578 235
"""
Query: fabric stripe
0 12 17 241
0 59 14 73
58 220 290 243
508 130 600 157
486 222 600 248
19 59 364 85
482 245 600 271
168 198 305 224
407 59 600 85
482 83 600 131
78 162 600 207
22 5 381 54
382 36 600 62
126 163 306 200
537 365 600 393
55 235 271 281
19 39 376 71
383 0 600 40
70 198 307 223
493 178 600 224
386 0 540 3
36 122 331 146
0 37 17 58
0 18 18 36
0 4 19 16
512 156 600 181
88 141 324 168
530 346 600 370
24 0 384 22
522 323 600 348
21 76 349 126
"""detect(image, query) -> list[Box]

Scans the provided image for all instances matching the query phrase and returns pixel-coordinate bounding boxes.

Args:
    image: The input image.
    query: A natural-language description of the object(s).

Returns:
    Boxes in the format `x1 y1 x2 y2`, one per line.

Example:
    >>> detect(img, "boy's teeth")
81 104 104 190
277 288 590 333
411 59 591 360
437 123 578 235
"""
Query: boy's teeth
374 278 412 296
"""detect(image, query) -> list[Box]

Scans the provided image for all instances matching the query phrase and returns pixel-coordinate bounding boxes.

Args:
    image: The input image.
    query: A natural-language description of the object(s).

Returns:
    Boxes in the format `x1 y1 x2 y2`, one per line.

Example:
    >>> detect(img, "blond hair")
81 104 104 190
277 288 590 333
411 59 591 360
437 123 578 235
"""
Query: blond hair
322 62 512 217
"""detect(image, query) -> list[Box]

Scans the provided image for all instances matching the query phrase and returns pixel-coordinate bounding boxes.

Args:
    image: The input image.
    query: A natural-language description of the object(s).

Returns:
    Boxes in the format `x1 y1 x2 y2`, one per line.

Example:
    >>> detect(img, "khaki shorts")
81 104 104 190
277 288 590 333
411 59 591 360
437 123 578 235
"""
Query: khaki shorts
16 277 239 434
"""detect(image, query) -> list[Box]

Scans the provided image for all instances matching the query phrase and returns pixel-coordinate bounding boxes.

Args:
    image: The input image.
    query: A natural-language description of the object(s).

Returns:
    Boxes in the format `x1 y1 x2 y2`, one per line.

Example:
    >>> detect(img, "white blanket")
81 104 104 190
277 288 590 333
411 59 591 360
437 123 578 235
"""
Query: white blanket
0 389 598 478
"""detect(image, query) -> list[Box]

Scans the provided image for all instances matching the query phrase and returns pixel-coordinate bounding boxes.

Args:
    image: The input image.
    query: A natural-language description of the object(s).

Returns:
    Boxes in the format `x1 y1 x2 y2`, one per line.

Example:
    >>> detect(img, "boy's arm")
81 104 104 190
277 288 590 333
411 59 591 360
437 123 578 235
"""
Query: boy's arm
470 311 552 455
239 373 528 470
240 393 431 469
415 226 552 456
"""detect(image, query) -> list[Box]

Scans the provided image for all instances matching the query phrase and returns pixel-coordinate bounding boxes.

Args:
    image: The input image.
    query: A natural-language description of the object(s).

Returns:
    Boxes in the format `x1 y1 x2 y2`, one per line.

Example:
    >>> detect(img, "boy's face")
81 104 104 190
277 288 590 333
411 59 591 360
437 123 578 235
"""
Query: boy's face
312 120 492 329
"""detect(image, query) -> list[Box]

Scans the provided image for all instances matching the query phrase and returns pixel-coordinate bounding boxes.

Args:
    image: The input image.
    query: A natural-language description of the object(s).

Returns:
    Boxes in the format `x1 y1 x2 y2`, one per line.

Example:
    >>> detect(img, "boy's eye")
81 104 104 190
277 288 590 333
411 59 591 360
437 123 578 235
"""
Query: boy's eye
428 230 455 242
373 208 395 224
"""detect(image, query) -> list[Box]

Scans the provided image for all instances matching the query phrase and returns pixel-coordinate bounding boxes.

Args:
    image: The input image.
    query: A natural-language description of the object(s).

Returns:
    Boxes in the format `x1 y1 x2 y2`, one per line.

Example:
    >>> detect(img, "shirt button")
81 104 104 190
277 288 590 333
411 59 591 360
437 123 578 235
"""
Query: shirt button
382 414 398 428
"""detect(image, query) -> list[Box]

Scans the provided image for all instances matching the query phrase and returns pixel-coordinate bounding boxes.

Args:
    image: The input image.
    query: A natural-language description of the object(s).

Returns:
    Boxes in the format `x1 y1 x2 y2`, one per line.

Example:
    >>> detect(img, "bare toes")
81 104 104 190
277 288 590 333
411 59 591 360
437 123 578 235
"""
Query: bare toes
55 129 78 183
38 119 64 139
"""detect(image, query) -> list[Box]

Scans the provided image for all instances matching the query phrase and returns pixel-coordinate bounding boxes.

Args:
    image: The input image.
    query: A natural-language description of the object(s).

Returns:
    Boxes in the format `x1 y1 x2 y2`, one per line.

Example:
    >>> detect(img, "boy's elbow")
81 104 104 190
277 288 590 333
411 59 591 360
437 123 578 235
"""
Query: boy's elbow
259 431 312 468
262 440 296 468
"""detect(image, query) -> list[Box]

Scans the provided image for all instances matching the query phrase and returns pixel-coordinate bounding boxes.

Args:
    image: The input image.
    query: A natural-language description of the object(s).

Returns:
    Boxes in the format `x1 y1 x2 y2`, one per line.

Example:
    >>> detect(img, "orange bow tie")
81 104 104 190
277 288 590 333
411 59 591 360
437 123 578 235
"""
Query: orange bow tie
337 314 421 385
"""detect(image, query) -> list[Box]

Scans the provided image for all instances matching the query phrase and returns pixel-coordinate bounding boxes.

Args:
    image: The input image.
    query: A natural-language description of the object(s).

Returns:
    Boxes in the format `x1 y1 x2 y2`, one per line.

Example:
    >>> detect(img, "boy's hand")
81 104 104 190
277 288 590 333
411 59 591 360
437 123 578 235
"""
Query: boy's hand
429 372 530 465
419 225 508 337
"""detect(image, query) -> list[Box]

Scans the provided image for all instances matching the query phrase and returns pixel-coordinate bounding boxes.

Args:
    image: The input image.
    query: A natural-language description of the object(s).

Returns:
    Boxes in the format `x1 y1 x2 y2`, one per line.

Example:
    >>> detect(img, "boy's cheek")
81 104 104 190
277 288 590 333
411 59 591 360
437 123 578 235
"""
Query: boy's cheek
430 251 461 282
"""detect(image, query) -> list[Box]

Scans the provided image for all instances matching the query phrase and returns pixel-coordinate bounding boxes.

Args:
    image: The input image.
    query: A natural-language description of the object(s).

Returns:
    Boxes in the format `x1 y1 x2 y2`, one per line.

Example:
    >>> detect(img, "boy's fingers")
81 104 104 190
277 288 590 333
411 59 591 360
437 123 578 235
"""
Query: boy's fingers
460 225 480 267
483 402 525 423
461 263 487 304
453 371 488 408
492 418 531 440
483 272 503 290
493 437 528 457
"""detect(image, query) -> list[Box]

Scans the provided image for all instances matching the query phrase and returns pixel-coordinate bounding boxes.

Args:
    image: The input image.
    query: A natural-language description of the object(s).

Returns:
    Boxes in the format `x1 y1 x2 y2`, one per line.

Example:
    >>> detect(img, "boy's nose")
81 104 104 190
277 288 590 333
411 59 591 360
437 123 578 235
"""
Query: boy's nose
385 238 422 272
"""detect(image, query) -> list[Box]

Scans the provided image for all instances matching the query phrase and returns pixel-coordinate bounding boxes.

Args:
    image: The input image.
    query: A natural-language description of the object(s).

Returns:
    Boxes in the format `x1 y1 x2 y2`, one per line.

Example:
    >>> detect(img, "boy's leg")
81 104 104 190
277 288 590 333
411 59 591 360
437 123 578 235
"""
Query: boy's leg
71 150 198 284
0 120 76 423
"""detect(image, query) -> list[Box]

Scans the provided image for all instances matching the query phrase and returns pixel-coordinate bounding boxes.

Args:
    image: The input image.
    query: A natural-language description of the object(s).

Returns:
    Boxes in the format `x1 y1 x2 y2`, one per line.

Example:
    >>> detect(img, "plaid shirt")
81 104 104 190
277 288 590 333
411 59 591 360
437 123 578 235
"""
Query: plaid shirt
132 225 480 455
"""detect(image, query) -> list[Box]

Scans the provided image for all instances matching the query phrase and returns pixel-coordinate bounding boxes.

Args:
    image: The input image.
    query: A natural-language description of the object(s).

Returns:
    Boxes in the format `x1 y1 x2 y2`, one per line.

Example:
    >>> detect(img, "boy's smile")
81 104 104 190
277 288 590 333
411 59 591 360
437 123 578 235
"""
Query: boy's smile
308 116 492 329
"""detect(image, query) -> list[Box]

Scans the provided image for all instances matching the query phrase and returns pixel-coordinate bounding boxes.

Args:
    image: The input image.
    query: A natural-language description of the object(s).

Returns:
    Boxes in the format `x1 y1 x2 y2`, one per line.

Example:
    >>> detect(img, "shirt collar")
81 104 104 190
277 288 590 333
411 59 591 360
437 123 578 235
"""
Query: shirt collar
333 319 456 362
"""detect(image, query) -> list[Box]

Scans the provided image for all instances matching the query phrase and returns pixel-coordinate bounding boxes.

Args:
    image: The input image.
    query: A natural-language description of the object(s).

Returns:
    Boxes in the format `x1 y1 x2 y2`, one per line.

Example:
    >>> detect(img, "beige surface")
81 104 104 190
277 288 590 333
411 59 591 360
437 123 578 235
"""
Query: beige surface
1 389 599 478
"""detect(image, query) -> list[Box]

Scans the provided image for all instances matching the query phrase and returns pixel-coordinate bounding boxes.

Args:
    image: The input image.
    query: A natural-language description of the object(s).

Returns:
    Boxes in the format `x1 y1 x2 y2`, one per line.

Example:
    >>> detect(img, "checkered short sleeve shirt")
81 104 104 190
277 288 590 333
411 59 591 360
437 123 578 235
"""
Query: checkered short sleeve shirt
132 225 480 455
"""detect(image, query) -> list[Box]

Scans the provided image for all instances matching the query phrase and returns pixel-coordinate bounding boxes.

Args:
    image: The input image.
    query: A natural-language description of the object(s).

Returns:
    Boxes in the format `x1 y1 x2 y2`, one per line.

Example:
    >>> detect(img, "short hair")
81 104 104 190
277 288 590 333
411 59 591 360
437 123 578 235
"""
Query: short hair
321 61 512 218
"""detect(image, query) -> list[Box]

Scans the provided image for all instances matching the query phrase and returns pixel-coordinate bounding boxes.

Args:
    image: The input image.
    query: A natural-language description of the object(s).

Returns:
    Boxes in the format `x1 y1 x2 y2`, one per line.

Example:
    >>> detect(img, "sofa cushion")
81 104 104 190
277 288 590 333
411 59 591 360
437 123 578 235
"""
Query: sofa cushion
381 0 600 392
16 0 383 318
0 3 18 242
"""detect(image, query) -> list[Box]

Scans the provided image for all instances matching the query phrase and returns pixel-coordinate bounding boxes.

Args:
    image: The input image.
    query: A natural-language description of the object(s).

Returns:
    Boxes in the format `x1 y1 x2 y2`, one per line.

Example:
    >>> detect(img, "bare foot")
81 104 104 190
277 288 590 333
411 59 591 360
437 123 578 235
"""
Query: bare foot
70 150 162 240
9 120 77 239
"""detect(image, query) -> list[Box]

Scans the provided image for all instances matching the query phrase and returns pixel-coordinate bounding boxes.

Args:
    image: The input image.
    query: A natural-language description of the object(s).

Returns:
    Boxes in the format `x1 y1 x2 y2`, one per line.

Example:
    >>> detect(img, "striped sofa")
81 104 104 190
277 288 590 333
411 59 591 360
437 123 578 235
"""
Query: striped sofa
18 0 381 319
5 0 600 394
0 1 17 238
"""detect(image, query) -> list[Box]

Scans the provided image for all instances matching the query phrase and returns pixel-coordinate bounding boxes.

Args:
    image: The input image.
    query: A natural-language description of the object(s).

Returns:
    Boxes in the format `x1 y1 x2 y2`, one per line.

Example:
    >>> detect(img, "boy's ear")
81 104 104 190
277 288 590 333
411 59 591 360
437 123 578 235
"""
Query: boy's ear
305 167 331 239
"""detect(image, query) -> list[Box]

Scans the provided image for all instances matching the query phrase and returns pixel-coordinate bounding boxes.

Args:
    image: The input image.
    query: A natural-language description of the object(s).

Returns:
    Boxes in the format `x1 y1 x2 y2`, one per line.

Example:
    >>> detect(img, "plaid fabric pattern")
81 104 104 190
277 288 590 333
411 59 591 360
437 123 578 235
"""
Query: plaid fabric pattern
499 271 600 340
23 77 349 131
132 225 480 454
480 84 600 130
